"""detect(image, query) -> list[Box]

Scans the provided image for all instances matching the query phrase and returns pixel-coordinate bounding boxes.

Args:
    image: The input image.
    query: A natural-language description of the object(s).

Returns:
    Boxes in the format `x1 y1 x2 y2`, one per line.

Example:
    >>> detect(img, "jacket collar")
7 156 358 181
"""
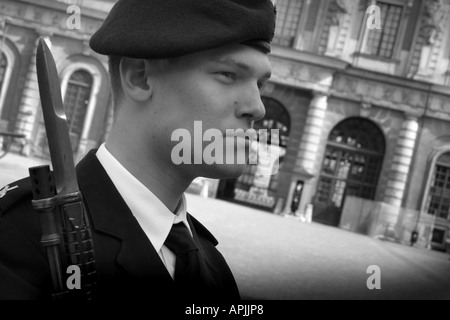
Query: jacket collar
76 150 172 282
76 149 220 279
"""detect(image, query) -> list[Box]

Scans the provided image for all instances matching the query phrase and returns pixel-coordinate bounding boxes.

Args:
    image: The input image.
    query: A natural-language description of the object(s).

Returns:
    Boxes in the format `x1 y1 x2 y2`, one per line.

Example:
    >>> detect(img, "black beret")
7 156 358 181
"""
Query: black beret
90 0 276 58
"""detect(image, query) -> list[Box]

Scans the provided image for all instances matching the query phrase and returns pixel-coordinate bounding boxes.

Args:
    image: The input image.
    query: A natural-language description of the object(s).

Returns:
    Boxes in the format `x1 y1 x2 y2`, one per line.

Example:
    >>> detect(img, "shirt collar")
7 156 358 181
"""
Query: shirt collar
95 143 190 252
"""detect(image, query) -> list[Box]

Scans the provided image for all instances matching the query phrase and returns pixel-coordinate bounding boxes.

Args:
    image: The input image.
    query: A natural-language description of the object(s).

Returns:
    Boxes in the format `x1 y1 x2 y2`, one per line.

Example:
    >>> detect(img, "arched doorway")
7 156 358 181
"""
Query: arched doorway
216 97 290 211
313 117 385 226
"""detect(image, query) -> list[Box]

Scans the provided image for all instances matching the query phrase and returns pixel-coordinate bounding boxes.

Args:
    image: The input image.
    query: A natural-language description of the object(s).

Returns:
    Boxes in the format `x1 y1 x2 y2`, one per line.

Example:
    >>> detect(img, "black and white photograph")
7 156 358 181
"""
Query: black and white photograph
0 0 449 307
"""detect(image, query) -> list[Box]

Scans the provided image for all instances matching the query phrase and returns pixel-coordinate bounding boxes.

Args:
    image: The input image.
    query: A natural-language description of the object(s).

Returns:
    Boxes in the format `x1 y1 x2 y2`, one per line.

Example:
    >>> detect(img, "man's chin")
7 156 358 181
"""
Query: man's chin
200 163 248 180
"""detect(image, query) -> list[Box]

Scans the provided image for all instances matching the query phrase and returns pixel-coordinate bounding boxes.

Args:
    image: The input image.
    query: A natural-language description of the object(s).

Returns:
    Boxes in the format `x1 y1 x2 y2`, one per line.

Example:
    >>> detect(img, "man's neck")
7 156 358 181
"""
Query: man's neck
105 131 191 213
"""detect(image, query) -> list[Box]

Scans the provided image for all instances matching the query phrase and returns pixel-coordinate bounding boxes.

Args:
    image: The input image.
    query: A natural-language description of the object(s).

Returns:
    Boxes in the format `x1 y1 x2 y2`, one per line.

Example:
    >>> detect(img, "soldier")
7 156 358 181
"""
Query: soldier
0 0 275 300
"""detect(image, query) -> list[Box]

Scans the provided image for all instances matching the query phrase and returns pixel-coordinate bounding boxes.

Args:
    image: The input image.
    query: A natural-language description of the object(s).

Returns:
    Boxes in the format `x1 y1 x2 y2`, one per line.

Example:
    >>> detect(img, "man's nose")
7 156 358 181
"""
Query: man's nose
235 88 266 121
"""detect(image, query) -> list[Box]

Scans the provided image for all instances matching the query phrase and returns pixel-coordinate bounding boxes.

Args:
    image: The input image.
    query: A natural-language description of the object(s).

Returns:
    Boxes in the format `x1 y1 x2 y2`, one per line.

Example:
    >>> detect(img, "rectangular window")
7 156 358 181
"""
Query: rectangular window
273 0 304 47
363 2 403 58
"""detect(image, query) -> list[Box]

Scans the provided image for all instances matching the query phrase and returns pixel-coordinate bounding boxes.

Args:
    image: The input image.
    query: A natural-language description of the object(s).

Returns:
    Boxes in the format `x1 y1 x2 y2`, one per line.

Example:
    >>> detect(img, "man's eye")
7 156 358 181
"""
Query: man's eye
217 72 236 80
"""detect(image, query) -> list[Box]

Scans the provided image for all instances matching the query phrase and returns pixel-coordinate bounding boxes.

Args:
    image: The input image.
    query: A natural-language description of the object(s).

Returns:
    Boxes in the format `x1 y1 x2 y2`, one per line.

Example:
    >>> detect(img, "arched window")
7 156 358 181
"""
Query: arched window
253 97 290 148
0 52 8 118
426 152 450 220
0 53 6 94
314 117 385 225
63 70 93 152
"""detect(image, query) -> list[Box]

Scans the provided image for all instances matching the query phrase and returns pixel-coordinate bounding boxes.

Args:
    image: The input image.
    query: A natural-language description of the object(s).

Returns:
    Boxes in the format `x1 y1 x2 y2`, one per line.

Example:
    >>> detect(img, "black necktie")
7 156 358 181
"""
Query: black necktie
164 223 216 296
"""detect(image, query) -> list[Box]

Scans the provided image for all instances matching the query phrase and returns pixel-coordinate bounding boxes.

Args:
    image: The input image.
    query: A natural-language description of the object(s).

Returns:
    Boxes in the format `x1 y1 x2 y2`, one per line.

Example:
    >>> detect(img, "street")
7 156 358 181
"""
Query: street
188 194 450 300
1 152 450 300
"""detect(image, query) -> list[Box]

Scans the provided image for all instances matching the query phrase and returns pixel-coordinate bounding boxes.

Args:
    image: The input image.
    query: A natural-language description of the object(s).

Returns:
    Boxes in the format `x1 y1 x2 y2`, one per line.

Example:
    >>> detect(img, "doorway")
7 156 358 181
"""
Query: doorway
313 117 385 226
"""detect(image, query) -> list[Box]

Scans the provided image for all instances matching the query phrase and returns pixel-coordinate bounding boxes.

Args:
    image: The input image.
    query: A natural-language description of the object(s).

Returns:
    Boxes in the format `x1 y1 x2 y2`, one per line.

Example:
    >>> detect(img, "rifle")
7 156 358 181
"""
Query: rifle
29 37 96 300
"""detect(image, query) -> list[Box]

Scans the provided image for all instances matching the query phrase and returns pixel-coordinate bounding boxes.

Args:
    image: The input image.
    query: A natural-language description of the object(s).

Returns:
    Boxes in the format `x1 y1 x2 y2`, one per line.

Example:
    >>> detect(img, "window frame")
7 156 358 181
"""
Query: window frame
357 0 409 62
425 152 450 220
0 47 14 120
272 0 310 49
63 69 94 152
316 117 386 208
58 62 102 156
420 147 450 226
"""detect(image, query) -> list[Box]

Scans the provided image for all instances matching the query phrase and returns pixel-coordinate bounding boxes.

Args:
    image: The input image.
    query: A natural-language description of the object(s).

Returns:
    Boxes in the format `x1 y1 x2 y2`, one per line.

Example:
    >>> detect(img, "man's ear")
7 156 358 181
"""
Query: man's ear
120 58 153 102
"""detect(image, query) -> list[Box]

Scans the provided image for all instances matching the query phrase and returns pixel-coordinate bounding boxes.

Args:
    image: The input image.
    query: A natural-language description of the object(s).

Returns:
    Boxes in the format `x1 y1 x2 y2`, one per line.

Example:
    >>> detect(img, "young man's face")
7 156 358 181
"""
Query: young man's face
143 43 272 180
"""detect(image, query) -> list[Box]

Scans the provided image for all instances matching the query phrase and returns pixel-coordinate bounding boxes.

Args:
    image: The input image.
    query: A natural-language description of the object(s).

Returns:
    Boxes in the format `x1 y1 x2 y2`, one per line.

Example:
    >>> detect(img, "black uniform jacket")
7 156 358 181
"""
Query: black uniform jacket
0 150 240 300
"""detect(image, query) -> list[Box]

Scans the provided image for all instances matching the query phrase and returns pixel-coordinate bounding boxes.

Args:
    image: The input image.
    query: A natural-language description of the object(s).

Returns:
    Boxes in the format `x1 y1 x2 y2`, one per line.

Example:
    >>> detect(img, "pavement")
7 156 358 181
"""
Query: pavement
188 195 450 300
1 152 450 300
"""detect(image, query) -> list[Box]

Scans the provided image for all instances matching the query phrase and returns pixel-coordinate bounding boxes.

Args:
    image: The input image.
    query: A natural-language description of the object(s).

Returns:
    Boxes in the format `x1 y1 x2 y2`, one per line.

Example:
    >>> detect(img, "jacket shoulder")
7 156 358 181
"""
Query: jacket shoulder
0 177 51 299
0 177 33 217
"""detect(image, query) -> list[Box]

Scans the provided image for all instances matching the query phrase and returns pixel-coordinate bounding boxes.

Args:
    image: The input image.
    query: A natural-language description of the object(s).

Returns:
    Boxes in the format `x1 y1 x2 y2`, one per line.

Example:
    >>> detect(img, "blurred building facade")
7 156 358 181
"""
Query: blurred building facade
0 0 449 251
0 0 114 160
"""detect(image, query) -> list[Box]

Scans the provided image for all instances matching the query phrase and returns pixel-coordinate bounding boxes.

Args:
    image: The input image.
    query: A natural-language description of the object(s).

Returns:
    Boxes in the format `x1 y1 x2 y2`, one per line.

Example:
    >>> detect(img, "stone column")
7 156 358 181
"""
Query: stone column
282 92 328 215
295 91 328 174
383 115 419 207
14 32 52 155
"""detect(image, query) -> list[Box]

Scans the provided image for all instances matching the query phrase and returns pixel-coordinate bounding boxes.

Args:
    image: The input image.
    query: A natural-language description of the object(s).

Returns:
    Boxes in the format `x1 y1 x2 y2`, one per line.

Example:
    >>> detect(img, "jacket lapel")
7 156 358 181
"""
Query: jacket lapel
76 150 173 284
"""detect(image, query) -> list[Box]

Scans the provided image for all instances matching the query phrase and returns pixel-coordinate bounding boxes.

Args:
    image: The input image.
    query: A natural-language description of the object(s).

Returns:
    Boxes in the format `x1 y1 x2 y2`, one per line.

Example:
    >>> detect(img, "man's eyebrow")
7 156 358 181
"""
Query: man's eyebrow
212 57 272 79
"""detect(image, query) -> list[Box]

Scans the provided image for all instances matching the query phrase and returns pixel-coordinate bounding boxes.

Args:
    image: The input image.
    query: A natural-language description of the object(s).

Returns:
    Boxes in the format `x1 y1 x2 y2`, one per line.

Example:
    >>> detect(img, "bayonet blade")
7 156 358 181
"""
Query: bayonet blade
36 37 78 195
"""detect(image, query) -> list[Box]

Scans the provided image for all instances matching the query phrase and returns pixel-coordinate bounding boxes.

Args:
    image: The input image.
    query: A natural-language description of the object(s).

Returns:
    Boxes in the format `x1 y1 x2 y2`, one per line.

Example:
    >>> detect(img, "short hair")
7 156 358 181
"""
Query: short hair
108 55 123 114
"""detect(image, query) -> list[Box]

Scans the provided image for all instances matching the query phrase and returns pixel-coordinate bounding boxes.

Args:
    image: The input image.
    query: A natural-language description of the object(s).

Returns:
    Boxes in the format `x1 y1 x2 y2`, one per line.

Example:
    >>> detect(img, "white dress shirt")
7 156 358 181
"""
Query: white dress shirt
96 143 192 279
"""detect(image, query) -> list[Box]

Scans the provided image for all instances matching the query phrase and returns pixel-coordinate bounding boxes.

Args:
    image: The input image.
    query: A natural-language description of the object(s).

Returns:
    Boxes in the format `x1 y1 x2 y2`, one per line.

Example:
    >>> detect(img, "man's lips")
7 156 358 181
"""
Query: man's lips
222 128 258 140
